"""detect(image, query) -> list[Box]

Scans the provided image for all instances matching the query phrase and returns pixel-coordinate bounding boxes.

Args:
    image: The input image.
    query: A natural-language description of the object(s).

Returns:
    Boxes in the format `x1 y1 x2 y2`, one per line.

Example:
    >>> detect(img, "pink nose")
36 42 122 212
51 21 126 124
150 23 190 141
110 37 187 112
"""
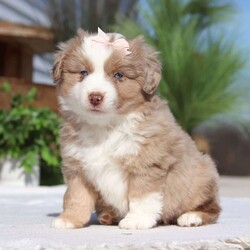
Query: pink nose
88 93 104 106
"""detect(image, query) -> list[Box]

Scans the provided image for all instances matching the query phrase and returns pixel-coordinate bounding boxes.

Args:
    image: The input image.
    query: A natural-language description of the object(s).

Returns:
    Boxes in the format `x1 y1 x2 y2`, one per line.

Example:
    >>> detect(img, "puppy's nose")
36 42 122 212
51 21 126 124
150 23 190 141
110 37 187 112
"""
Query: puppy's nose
88 93 104 106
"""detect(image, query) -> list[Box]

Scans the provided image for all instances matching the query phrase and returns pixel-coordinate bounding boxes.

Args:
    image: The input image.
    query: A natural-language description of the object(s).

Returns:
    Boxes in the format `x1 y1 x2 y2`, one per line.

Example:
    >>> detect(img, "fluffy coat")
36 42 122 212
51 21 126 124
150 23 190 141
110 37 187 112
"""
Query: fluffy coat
51 29 220 230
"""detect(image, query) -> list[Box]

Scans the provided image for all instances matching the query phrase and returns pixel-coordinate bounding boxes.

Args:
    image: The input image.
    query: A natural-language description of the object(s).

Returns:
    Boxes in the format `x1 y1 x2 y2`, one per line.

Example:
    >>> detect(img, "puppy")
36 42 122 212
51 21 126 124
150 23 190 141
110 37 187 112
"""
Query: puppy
51 28 220 230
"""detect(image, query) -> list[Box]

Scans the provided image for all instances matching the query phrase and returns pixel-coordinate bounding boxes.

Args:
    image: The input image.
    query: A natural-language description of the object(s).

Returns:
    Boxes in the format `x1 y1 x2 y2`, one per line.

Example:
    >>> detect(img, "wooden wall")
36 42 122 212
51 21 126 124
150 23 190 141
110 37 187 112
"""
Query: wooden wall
0 77 58 112
0 43 33 82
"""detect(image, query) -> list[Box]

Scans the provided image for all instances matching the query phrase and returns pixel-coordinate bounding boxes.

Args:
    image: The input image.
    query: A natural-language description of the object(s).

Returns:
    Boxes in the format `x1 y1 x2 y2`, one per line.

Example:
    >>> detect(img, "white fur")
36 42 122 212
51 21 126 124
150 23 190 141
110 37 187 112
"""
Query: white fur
65 78 117 125
82 35 117 113
63 113 145 216
119 192 163 230
51 218 75 229
82 35 113 72
59 95 118 126
177 212 203 227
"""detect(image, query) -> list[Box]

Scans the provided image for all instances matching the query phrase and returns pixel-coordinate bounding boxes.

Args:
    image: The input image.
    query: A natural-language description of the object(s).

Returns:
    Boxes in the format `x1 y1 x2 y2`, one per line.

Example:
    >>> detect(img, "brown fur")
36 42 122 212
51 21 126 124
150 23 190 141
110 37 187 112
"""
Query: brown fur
52 29 221 229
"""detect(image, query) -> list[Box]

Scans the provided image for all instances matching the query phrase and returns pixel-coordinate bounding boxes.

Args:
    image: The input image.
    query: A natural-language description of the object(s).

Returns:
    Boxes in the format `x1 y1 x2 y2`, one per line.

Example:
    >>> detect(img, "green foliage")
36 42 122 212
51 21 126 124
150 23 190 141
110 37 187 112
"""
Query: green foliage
0 83 62 184
113 0 245 133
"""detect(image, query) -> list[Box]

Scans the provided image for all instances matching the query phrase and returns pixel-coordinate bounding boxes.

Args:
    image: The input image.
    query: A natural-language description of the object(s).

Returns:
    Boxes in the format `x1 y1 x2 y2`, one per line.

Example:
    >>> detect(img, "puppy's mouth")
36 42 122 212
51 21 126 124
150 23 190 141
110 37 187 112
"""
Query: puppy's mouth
87 107 106 113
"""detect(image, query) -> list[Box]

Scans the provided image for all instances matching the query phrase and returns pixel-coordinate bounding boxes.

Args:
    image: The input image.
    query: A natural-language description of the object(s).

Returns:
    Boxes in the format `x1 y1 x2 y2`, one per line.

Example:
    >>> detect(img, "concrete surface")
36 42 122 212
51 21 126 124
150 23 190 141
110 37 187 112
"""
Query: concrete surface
0 176 249 249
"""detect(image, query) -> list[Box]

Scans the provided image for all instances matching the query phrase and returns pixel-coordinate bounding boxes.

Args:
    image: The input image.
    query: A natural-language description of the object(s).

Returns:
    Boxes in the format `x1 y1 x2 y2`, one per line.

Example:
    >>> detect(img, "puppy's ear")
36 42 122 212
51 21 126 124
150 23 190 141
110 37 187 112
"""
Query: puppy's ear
130 36 161 95
52 43 66 84
142 44 161 95
52 29 87 84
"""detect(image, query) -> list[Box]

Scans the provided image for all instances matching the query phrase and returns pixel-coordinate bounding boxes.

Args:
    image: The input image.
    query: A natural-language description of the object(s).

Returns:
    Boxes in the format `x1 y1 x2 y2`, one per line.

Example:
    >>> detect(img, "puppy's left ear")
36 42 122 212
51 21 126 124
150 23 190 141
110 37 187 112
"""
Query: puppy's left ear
130 36 161 94
131 36 161 95
142 44 161 95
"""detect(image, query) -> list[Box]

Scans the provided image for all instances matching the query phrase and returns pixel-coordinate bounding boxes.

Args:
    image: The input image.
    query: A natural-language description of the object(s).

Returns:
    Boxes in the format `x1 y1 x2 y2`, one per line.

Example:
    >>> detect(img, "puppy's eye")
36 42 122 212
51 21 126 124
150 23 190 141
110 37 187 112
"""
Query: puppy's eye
114 72 124 79
81 70 89 77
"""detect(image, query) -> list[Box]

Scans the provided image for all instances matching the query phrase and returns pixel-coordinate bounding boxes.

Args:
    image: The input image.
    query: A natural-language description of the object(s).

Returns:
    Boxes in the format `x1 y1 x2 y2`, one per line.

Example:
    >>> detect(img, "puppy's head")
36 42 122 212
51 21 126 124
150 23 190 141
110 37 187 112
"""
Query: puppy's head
53 28 161 125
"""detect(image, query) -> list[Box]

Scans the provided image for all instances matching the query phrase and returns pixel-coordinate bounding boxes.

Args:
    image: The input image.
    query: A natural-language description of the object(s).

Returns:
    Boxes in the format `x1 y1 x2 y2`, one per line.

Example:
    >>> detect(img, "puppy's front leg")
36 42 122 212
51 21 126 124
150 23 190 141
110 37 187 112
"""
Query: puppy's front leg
119 190 163 230
52 177 96 229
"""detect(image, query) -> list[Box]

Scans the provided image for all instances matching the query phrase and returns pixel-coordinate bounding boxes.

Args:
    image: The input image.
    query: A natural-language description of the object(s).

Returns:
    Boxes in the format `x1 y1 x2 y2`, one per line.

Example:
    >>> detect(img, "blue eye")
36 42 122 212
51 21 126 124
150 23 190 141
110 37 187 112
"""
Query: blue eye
114 72 124 79
81 70 89 76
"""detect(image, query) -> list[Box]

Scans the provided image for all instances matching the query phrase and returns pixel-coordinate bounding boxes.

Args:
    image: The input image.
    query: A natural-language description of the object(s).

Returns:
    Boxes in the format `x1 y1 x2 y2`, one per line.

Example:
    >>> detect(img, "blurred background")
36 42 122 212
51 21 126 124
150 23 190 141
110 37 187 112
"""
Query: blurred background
0 0 249 186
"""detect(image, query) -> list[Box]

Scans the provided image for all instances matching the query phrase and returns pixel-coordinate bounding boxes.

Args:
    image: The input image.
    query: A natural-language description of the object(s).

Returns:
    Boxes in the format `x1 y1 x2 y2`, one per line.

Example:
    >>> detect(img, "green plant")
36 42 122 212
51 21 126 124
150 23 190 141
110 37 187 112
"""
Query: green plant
0 82 62 184
112 0 246 133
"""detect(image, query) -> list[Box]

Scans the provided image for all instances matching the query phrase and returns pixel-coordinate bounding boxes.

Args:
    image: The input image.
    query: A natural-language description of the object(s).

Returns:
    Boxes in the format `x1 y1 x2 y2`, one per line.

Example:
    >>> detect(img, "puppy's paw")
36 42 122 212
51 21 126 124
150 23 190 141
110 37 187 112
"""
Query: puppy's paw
98 211 117 225
51 217 75 229
119 214 156 230
177 212 203 227
51 214 85 229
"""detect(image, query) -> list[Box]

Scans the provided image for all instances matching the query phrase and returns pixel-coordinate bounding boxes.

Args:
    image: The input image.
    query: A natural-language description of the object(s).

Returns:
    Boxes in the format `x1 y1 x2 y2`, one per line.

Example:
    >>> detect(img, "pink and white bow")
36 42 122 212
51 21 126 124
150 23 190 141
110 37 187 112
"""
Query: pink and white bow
91 27 131 56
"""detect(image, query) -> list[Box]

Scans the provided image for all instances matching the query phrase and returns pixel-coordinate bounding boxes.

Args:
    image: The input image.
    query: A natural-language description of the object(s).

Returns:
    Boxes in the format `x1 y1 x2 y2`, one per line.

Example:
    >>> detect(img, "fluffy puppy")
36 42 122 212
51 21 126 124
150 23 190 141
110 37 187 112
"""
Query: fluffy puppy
51 28 220 230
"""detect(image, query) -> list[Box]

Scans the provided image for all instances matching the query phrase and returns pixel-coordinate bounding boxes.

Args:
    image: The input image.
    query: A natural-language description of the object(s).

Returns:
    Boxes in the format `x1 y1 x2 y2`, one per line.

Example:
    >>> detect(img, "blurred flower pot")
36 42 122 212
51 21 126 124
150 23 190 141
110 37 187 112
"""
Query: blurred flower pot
0 157 40 186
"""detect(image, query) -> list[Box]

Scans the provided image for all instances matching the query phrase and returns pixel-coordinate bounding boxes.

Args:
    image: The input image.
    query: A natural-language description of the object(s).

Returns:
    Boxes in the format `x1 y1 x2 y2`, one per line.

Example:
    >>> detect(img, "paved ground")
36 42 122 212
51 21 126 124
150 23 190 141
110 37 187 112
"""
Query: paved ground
0 176 249 249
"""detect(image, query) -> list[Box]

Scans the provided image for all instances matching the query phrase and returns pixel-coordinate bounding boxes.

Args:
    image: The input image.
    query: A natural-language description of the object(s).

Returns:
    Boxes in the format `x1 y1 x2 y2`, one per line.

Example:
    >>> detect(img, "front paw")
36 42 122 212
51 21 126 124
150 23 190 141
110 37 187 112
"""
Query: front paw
51 214 85 229
51 217 75 229
119 214 156 230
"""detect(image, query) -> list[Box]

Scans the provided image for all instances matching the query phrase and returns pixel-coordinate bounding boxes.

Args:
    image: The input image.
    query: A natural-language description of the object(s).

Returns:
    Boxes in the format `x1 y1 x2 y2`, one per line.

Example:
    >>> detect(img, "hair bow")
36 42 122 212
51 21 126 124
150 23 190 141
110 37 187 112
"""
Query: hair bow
91 27 131 56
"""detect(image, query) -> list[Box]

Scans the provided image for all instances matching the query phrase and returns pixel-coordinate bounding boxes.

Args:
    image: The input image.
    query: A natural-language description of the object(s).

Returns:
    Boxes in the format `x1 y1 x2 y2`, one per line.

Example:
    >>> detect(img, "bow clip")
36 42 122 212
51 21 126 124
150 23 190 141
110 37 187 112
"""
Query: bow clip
91 27 131 56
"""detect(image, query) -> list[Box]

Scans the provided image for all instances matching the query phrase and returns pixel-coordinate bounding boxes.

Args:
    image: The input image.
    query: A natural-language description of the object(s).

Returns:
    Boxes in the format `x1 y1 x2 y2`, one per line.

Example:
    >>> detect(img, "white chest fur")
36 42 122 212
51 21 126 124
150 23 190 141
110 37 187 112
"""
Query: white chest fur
64 113 144 215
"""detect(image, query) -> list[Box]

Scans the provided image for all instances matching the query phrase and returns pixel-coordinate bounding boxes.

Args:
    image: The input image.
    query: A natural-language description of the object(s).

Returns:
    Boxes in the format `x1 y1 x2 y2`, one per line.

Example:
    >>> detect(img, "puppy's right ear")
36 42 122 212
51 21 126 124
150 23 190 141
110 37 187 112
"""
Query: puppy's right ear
52 43 66 84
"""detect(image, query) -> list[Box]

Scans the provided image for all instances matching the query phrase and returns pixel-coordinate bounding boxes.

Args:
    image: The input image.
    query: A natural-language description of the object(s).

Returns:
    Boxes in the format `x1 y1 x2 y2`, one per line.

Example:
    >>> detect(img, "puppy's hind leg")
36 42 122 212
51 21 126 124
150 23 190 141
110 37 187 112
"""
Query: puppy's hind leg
177 198 221 227
97 210 120 225
51 177 97 229
96 199 121 225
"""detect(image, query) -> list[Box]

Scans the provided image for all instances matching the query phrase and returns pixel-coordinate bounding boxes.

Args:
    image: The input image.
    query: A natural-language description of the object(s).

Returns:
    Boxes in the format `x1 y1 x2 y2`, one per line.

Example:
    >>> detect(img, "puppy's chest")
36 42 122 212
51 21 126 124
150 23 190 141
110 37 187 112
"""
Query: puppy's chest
68 122 143 214
81 126 142 163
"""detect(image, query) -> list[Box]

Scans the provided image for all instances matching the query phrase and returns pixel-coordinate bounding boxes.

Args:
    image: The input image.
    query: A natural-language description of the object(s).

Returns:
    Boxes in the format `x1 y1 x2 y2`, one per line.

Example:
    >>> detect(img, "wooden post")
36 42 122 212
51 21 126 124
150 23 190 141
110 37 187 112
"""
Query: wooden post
19 45 33 82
